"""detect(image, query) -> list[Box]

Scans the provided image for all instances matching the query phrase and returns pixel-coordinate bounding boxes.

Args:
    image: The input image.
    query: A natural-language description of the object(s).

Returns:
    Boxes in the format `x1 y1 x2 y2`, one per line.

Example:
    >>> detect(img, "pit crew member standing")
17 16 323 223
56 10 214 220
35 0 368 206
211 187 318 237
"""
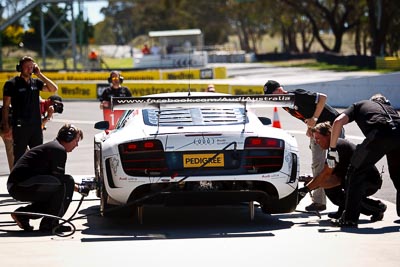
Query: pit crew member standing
0 95 63 172
0 103 14 171
7 124 89 233
1 56 58 164
99 70 132 109
264 80 342 212
298 122 386 222
328 93 400 227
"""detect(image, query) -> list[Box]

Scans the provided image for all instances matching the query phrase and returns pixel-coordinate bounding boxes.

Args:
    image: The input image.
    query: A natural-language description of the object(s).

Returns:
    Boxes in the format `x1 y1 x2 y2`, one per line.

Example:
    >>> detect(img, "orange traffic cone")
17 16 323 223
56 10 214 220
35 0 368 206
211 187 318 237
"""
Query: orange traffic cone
272 107 282 128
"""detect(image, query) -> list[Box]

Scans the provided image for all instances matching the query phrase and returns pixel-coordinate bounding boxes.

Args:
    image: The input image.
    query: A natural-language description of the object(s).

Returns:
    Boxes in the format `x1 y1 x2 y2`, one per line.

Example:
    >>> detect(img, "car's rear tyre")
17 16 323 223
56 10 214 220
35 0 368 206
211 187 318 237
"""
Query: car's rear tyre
100 182 136 218
260 188 298 214
100 183 114 217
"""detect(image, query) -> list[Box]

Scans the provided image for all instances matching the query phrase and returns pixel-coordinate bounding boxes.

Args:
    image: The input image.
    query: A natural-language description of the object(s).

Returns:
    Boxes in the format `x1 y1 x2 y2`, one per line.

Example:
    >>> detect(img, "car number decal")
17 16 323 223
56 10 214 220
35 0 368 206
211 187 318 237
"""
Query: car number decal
183 153 224 168
194 137 215 145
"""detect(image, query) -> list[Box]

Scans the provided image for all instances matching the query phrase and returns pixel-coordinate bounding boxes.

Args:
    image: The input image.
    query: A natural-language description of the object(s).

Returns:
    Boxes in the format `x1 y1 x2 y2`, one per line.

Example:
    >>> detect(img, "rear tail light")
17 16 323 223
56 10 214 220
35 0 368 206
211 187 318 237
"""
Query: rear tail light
245 137 283 149
243 137 284 173
121 140 163 153
119 140 167 175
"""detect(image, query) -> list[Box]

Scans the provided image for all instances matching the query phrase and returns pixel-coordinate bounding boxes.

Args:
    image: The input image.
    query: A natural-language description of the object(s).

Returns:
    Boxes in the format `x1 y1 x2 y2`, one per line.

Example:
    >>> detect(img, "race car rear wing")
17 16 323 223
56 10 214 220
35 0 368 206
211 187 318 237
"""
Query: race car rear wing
111 94 295 110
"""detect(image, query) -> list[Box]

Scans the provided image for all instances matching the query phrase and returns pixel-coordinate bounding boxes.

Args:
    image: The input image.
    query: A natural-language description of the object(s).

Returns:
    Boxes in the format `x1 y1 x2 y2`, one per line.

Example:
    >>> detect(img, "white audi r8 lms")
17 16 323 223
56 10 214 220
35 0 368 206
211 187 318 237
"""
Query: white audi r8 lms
94 92 299 220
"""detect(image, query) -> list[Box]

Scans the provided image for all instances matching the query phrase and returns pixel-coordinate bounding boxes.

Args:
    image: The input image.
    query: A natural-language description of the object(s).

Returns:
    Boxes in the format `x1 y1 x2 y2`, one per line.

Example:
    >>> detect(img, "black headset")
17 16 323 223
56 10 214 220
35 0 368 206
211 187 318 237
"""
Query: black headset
16 56 34 72
57 124 78 142
107 71 124 84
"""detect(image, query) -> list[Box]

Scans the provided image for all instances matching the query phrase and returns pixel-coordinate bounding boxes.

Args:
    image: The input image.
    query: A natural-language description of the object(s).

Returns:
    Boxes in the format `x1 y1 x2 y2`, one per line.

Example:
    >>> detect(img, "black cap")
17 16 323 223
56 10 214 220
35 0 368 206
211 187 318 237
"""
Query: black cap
264 80 281 94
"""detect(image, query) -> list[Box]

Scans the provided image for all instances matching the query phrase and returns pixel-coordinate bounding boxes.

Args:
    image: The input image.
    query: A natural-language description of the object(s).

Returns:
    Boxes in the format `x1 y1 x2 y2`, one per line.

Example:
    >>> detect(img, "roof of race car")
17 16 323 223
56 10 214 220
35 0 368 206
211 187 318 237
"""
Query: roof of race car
111 92 294 110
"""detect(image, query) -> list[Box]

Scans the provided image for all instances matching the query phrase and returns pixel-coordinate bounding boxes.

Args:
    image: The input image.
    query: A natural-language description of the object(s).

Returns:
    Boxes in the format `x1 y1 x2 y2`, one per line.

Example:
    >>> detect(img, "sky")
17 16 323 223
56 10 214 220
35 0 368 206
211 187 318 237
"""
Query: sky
0 1 108 24
83 0 108 24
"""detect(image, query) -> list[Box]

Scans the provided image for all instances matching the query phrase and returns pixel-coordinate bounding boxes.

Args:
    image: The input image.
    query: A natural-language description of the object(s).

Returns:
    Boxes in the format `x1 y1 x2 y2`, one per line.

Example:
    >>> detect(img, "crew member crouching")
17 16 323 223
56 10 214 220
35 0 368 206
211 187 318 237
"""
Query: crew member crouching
7 124 90 233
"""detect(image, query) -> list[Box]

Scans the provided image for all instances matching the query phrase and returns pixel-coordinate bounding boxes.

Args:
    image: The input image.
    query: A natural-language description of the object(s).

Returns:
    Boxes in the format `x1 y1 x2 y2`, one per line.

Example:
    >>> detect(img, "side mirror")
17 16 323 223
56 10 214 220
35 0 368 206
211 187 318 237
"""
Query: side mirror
94 121 110 130
258 117 272 125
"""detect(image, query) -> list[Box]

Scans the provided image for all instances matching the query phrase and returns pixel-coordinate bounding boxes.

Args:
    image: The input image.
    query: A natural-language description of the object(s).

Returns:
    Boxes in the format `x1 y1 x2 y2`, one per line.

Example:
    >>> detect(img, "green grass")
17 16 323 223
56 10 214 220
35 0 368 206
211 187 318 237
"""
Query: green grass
99 57 134 69
266 59 367 71
266 58 399 73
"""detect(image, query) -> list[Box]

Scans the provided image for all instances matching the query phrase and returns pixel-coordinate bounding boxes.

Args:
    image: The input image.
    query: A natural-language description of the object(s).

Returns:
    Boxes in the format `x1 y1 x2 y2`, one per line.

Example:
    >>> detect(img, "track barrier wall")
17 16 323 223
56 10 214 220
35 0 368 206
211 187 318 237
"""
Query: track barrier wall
0 67 227 82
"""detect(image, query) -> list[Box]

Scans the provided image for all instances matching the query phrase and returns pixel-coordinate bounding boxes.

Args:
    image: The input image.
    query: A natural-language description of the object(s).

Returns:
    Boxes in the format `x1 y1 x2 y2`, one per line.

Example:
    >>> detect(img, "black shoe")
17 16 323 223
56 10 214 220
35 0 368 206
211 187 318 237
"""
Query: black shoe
330 217 358 228
328 210 343 219
11 208 34 232
370 212 384 222
305 203 326 212
370 202 387 222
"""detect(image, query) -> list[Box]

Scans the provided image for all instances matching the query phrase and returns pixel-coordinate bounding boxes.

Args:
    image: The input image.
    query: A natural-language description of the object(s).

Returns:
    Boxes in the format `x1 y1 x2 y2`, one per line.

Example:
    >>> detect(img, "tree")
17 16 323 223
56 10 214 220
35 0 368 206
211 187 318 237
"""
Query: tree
366 0 399 56
272 1 309 53
226 0 278 53
283 0 362 53
0 0 28 47
2 25 24 47
23 4 67 54
22 3 93 57
96 0 231 46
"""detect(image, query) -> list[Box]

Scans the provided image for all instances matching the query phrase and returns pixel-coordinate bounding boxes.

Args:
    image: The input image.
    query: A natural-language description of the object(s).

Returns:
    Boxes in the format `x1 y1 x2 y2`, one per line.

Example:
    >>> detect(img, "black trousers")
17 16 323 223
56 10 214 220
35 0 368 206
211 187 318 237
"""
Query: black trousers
344 129 400 221
9 174 75 226
325 173 383 216
12 124 43 164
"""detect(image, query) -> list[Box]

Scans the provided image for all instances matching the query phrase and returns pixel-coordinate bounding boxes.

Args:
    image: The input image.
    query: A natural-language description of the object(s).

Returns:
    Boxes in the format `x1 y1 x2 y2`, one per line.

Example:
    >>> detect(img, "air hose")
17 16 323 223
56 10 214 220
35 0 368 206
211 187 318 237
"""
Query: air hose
0 195 84 237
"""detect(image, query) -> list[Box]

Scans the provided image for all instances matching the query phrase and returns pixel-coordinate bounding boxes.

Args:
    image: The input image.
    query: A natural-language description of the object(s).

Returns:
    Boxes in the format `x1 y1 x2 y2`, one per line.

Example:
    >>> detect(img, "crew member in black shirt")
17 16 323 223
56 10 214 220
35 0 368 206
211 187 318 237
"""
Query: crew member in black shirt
1 56 58 163
298 122 386 222
99 70 132 109
7 124 89 233
328 93 400 227
264 80 342 212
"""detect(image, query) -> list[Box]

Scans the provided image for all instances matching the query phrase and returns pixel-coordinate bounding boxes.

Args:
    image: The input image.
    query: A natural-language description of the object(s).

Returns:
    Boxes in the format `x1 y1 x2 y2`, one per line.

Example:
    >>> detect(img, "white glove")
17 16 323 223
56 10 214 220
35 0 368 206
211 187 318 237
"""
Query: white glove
327 148 339 168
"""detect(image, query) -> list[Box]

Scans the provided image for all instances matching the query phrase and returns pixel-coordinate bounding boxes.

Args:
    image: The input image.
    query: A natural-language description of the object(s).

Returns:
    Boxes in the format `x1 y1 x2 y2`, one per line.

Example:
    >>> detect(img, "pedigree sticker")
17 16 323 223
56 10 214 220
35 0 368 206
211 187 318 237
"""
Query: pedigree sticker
183 153 224 168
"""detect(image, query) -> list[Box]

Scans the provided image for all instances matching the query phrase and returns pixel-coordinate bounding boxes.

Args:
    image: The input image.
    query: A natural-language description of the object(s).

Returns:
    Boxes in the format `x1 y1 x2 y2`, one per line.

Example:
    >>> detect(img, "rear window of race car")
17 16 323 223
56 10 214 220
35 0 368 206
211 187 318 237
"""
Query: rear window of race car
142 107 248 126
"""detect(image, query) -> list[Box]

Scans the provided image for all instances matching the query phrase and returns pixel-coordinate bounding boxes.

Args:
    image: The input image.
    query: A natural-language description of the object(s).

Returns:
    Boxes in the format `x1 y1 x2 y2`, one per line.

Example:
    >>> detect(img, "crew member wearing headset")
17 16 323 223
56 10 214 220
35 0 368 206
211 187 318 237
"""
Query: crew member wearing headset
7 124 90 234
99 70 132 109
1 56 58 164
0 95 64 172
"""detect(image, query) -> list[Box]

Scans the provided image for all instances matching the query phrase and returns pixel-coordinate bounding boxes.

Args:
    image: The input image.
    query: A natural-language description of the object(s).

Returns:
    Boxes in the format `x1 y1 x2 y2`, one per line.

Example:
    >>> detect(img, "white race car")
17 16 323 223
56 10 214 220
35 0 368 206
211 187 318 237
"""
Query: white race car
94 92 299 220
